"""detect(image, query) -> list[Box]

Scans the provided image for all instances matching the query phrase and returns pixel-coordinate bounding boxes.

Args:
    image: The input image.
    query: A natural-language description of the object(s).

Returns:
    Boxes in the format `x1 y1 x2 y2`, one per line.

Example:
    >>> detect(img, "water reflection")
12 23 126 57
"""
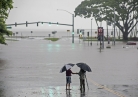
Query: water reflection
66 90 71 97
0 81 4 97
0 59 6 68
80 93 86 97
66 89 87 97
0 59 7 97
0 89 4 97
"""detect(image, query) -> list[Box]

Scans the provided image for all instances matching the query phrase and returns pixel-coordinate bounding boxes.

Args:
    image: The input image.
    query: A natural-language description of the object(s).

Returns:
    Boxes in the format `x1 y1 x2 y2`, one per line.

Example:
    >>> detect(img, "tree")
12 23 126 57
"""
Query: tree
0 0 13 44
74 0 138 40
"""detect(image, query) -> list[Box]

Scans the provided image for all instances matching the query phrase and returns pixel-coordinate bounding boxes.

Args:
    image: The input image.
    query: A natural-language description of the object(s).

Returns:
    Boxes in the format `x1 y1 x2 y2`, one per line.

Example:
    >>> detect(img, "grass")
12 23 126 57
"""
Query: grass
79 37 138 42
106 46 111 48
44 38 60 41
6 39 18 41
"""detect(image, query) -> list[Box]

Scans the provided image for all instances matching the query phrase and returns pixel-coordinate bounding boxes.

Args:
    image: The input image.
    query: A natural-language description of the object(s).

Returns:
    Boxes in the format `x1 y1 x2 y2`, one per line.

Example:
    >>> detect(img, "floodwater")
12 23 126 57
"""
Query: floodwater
0 37 138 97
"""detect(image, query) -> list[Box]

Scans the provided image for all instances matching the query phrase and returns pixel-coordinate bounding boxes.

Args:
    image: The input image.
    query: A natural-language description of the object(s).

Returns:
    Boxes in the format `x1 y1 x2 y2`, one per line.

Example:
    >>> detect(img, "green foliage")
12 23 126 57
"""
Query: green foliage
0 0 13 44
45 38 60 41
75 0 138 40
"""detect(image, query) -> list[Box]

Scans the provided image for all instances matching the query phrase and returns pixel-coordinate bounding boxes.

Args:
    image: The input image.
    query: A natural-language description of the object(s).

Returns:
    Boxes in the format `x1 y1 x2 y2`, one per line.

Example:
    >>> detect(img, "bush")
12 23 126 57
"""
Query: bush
129 37 138 41
45 38 60 41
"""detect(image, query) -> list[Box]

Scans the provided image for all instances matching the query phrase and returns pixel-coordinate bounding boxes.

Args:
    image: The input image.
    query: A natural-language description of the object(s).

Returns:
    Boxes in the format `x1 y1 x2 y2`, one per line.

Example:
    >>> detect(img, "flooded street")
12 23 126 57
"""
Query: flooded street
0 38 138 97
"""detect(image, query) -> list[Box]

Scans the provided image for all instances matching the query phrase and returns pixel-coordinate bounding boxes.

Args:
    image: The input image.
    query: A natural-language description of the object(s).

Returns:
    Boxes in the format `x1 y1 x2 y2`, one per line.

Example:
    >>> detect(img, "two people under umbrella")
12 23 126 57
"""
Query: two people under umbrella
66 68 86 91
60 63 92 92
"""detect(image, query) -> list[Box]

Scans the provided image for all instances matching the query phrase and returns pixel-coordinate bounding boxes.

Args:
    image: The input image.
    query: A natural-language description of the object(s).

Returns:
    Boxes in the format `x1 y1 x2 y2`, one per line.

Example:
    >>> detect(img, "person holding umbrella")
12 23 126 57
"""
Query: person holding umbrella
76 62 92 92
66 68 76 90
60 63 77 90
76 69 86 92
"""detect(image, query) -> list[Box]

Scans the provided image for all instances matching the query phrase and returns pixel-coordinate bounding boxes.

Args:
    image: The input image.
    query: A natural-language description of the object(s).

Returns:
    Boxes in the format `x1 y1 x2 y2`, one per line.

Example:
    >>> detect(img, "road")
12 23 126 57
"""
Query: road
0 38 138 97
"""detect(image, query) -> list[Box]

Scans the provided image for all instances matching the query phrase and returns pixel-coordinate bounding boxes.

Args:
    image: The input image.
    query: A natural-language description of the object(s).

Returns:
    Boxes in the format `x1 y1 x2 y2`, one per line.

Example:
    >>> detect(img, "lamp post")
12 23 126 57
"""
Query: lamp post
107 20 109 44
31 31 33 37
90 18 93 46
16 32 18 40
57 9 74 43
21 32 22 38
113 7 116 45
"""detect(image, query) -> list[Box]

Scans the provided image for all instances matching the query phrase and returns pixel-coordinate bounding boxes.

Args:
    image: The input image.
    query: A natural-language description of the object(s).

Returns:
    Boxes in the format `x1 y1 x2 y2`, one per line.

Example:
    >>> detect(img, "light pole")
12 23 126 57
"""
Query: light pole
57 9 74 43
107 20 109 44
16 32 18 40
21 32 22 38
31 31 33 37
90 18 93 46
113 7 116 45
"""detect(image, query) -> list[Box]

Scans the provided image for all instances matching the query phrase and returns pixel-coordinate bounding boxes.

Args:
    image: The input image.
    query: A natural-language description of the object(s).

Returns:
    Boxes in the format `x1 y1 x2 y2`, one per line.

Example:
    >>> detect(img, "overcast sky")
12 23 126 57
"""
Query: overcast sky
6 0 112 31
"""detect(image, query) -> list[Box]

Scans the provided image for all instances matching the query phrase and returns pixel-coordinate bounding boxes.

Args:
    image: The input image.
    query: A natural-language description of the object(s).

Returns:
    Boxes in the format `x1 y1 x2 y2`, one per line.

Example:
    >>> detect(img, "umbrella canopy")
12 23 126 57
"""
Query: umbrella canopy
76 62 92 72
60 63 75 73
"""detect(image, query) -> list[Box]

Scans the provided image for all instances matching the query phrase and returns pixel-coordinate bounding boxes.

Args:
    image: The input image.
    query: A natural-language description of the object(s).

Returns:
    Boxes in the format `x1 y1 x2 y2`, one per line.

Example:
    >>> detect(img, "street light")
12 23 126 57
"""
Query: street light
31 31 33 37
57 9 74 43
113 7 116 45
90 18 93 46
16 32 18 40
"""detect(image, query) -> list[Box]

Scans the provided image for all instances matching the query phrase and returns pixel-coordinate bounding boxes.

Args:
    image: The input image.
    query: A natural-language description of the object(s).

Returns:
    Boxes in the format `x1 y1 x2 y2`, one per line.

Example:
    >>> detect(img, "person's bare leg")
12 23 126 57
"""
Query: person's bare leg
68 83 70 90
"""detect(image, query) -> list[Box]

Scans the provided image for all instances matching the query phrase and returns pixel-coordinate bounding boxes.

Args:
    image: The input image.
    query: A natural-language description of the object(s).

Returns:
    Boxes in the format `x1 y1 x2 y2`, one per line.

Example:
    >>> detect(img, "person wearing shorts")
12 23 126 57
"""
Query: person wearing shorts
66 69 76 90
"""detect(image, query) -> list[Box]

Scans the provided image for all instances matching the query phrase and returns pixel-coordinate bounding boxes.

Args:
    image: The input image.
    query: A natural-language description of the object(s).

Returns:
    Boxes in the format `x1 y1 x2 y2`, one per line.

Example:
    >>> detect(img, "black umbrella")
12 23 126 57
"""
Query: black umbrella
76 62 92 72
60 63 75 73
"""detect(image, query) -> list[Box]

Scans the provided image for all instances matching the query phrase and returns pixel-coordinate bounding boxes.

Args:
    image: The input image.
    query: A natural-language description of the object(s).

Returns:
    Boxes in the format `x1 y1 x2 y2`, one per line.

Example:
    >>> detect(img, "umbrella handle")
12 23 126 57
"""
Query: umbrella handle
85 74 89 90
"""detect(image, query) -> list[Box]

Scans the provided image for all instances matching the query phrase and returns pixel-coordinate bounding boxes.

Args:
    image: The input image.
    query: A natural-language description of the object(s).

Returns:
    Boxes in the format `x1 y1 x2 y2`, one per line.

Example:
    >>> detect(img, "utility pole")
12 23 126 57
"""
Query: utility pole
72 14 74 43
113 7 116 45
57 9 74 43
90 18 93 46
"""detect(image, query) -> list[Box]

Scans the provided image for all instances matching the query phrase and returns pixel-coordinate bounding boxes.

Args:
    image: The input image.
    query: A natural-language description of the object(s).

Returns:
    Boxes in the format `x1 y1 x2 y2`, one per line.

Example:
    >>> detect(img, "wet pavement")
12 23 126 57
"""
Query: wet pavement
0 37 138 97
